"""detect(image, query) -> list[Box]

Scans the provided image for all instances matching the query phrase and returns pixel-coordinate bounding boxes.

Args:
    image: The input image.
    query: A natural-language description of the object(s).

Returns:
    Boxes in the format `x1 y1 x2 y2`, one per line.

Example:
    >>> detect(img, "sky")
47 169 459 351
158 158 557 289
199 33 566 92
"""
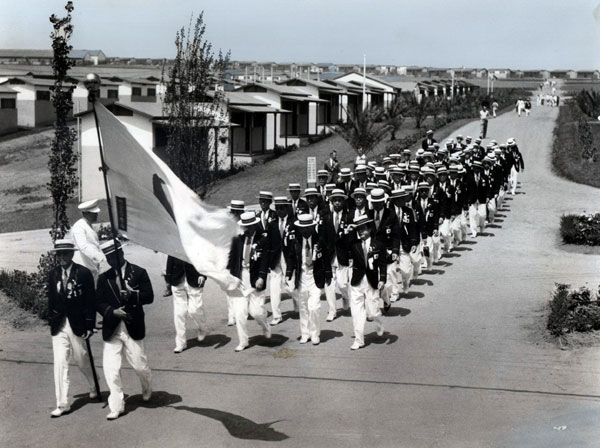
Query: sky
1 0 599 70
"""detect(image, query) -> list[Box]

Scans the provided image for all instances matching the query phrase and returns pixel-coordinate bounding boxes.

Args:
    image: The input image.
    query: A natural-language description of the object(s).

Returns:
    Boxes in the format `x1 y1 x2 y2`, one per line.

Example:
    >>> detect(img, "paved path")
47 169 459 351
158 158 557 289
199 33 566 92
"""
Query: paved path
2 92 600 447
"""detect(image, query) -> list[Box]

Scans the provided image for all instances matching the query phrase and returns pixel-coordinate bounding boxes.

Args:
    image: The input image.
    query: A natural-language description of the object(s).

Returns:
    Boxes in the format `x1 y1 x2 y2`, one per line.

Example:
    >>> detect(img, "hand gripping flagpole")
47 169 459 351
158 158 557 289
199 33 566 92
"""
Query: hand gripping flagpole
84 73 127 401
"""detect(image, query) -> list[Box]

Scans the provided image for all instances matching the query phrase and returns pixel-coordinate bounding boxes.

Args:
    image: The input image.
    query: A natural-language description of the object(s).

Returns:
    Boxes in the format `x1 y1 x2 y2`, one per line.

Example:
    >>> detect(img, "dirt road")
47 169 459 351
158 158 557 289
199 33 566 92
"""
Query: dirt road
2 95 600 447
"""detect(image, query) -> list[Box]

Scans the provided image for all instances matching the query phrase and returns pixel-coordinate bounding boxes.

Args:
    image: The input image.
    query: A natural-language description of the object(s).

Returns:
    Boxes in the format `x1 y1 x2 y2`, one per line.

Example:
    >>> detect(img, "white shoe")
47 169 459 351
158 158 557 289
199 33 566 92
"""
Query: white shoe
89 391 98 400
263 325 272 339
270 317 282 326
197 333 206 342
326 313 336 322
106 410 122 420
390 294 399 303
235 343 248 352
173 345 186 353
311 337 320 345
350 342 364 350
376 321 384 337
299 337 309 344
142 388 152 402
227 318 235 326
50 406 70 418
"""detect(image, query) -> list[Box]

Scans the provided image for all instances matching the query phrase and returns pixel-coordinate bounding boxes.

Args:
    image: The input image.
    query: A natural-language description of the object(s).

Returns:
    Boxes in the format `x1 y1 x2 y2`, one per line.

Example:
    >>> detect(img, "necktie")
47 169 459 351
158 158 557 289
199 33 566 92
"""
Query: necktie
334 213 340 232
375 211 381 230
261 212 267 229
279 219 285 237
363 240 369 264
62 269 68 291
243 236 252 265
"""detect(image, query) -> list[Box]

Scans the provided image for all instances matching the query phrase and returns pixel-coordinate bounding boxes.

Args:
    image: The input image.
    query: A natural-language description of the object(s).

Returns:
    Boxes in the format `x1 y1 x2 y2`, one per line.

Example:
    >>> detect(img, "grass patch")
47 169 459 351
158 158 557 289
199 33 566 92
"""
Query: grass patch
560 213 600 245
16 195 48 204
547 284 600 337
2 185 41 196
0 269 48 321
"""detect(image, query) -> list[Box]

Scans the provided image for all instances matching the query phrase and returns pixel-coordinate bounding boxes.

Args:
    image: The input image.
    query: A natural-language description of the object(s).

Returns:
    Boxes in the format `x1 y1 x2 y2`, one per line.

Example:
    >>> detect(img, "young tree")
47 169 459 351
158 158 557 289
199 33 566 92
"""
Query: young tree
406 94 433 129
48 1 78 242
384 96 410 140
336 106 390 157
162 13 230 198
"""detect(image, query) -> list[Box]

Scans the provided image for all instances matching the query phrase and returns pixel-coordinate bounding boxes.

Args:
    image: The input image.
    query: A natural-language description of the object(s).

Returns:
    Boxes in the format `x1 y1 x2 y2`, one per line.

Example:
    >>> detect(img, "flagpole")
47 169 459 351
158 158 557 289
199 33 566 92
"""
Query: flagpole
362 54 367 110
84 73 126 286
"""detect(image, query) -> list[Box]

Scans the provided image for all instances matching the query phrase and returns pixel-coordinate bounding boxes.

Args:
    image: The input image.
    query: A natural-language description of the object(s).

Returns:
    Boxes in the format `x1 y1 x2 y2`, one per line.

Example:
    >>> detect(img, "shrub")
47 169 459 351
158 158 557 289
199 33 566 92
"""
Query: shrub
560 213 600 245
547 284 600 336
0 253 54 321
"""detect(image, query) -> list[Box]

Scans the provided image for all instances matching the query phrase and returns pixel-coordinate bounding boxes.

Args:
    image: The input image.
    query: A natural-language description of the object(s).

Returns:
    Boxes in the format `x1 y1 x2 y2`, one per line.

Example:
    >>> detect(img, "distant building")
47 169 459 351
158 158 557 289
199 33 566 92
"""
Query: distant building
68 50 107 65
0 85 18 134
0 49 105 65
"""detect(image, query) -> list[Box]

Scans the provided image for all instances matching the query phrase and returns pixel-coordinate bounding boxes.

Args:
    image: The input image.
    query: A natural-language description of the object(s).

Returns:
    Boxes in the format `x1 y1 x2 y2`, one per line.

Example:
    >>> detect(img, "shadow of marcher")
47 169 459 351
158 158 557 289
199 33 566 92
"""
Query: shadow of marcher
123 391 183 415
487 224 502 229
411 278 433 286
365 332 399 346
403 291 425 299
426 269 445 275
385 306 411 317
319 330 344 343
452 246 472 252
170 406 289 441
187 334 231 350
249 333 289 348
71 391 110 412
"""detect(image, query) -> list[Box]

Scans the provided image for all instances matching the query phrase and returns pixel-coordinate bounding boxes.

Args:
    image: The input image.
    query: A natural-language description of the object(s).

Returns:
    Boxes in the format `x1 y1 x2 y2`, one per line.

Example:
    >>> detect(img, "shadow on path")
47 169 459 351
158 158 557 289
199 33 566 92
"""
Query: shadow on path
249 334 289 348
365 332 399 346
187 334 231 350
320 329 344 343
404 291 425 299
170 406 289 441
386 306 411 317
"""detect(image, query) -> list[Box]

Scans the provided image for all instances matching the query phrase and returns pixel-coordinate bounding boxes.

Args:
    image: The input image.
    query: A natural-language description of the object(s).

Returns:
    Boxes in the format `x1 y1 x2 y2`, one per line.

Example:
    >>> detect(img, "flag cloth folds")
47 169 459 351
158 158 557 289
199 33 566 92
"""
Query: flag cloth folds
93 102 239 288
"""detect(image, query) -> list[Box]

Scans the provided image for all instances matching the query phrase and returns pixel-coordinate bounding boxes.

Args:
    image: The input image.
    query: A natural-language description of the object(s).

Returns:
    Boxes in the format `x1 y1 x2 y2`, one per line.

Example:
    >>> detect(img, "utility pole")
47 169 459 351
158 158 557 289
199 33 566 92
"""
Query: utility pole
362 54 367 110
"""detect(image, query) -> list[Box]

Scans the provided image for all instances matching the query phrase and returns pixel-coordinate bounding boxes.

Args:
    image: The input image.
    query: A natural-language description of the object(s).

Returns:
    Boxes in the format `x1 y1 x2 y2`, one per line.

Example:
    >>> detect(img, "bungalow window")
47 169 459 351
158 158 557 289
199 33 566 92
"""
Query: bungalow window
132 87 142 96
147 88 156 97
36 90 51 101
106 89 118 99
0 98 16 109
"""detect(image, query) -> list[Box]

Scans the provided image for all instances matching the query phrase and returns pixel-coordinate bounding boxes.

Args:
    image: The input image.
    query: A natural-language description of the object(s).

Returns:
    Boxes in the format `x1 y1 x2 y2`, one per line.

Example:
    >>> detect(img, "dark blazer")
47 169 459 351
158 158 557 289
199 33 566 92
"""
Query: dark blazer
324 158 340 183
465 173 489 205
47 263 95 337
96 262 154 341
284 230 332 289
371 207 401 263
321 210 355 266
349 238 387 289
290 198 309 217
448 179 467 215
268 216 295 270
421 137 437 150
434 181 453 219
258 209 277 233
165 256 206 288
228 231 271 290
393 205 421 253
413 197 440 237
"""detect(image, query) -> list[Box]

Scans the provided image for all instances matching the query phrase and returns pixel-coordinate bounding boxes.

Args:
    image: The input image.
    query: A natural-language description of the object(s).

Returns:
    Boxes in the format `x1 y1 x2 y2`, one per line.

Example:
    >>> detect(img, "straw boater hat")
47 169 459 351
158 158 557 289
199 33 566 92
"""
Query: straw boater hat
365 182 378 192
465 136 472 142
78 199 100 214
228 199 245 212
403 149 411 156
390 188 410 200
426 129 433 135
382 157 392 164
351 187 367 199
417 181 430 191
472 160 483 169
389 153 401 160
416 149 425 158
100 239 125 255
368 188 388 203
456 134 464 140
303 187 320 197
325 183 336 192
257 191 273 201
339 167 352 178
238 211 260 227
51 239 78 252
507 138 516 145
355 164 368 174
329 189 347 200
317 169 329 178
374 167 387 178
437 166 448 175
353 214 373 228
294 213 316 228
287 183 302 191
273 196 290 206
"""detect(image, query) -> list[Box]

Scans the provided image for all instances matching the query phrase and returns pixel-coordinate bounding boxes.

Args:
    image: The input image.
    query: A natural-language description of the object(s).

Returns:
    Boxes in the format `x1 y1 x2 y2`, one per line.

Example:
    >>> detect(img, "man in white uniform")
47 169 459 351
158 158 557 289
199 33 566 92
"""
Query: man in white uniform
70 199 105 283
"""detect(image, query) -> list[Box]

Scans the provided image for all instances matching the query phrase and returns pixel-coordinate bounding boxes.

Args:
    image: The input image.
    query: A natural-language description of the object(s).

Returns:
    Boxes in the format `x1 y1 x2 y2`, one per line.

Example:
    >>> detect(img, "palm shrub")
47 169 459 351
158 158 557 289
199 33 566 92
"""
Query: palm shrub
384 96 410 140
576 89 600 119
336 106 390 157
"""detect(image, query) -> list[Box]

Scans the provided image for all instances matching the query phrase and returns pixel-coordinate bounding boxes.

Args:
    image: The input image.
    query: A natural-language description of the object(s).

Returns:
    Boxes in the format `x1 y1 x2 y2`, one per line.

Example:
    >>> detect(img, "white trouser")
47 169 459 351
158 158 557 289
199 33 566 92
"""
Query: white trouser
335 263 350 306
297 268 321 340
171 279 206 349
350 276 383 346
410 242 423 279
52 320 95 409
226 293 235 322
460 211 469 241
269 254 288 320
398 251 413 292
451 215 463 244
439 218 453 252
103 322 152 414
382 262 399 301
487 197 497 223
510 167 519 194
326 257 350 315
234 269 268 346
469 203 486 236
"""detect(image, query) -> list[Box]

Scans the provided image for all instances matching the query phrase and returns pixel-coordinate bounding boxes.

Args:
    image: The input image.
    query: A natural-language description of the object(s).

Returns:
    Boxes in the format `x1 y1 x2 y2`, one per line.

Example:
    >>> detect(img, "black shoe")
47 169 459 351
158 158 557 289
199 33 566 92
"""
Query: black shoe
383 302 391 314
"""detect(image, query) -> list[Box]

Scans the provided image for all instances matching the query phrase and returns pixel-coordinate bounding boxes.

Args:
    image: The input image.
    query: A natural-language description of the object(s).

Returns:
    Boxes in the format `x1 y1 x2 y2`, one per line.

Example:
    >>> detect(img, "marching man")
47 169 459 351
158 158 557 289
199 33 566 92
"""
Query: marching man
348 215 386 350
96 239 154 420
47 239 98 417
165 256 207 353
227 212 272 352
225 199 246 326
285 214 332 345
70 199 105 283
